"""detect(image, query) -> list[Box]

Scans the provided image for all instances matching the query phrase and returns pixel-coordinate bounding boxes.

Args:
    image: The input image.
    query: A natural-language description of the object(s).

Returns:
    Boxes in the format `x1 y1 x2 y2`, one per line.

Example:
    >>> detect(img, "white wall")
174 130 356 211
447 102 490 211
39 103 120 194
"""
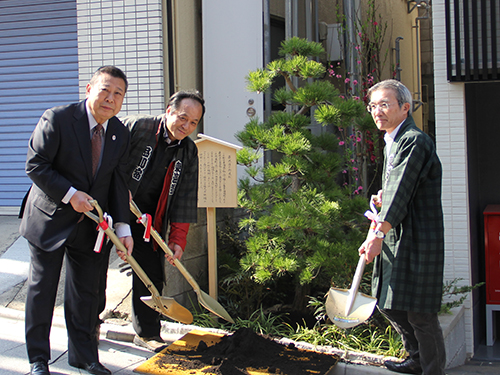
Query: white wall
432 0 472 355
76 0 166 115
201 0 264 151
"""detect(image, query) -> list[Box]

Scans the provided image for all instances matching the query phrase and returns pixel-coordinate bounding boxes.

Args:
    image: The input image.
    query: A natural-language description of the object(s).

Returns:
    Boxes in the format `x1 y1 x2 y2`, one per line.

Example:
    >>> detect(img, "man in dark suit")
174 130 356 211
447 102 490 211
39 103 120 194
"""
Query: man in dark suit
20 66 133 375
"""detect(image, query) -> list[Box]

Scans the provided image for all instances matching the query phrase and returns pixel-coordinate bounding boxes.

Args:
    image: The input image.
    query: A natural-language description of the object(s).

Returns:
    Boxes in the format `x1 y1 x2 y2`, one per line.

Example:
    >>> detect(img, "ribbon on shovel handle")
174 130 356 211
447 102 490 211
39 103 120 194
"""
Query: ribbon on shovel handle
136 213 152 242
94 213 113 253
364 195 379 226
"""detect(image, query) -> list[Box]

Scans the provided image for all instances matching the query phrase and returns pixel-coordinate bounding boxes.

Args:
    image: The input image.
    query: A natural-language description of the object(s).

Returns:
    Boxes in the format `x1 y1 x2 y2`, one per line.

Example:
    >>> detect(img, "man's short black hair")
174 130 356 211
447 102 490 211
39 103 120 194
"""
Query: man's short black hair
90 66 128 93
168 90 206 120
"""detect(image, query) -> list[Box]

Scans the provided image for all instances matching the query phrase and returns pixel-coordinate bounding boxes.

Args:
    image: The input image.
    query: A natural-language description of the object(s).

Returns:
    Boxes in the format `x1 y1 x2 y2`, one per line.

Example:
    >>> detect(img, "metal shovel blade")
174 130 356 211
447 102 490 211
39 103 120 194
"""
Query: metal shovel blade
325 287 377 329
140 296 193 325
194 288 235 324
326 196 379 329
325 254 377 329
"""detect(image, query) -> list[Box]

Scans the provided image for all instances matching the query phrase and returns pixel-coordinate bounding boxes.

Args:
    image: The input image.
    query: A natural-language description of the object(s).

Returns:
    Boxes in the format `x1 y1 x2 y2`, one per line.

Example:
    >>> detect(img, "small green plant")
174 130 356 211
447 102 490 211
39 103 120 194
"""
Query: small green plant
302 295 404 357
440 278 485 314
192 306 290 338
230 307 289 337
283 314 403 357
191 304 404 358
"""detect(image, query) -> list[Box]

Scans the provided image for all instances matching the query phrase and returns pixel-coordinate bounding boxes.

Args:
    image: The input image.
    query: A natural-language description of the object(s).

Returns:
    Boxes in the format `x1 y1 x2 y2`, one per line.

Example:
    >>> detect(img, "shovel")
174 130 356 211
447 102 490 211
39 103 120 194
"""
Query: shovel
84 200 193 324
325 197 378 329
130 200 235 324
325 254 377 329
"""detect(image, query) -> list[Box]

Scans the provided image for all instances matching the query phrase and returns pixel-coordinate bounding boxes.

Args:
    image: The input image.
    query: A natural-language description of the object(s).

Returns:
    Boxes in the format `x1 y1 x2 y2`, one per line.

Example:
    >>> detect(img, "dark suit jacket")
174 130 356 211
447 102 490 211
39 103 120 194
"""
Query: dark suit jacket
20 100 130 252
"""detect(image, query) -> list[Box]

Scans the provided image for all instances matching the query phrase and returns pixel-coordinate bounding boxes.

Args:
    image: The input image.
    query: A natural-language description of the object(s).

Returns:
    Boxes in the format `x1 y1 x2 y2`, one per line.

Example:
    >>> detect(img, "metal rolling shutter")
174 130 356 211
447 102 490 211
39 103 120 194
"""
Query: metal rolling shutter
0 0 79 207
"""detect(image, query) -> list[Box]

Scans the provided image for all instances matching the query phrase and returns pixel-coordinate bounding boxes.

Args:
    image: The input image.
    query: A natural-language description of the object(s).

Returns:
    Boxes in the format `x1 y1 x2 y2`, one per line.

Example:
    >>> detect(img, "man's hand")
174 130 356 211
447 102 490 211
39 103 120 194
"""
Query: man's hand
358 234 383 264
166 243 183 266
116 236 134 261
69 191 94 212
359 220 392 264
372 189 383 208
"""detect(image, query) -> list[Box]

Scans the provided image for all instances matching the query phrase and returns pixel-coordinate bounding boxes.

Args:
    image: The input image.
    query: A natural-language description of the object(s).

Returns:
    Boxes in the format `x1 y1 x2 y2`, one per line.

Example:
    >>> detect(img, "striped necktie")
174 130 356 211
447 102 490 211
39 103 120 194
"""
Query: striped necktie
91 123 103 177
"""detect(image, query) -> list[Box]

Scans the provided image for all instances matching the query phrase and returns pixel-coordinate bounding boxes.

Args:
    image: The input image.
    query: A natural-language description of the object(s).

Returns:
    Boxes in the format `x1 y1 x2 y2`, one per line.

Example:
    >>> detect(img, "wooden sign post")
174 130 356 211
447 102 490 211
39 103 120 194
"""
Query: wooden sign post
195 134 241 299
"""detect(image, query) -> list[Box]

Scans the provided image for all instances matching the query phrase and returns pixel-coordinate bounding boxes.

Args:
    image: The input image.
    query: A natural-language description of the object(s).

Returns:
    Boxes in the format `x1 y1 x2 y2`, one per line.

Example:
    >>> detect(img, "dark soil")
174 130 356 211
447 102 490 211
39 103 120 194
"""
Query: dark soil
154 327 338 374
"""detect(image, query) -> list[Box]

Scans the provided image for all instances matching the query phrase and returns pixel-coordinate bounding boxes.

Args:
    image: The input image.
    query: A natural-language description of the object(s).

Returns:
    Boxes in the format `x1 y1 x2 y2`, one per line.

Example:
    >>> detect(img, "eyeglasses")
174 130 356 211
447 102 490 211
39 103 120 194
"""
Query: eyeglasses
367 102 393 113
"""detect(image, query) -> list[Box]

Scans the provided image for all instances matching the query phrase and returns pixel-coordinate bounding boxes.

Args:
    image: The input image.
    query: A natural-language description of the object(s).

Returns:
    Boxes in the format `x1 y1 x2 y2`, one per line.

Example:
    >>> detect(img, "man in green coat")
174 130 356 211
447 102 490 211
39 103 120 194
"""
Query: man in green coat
359 80 445 375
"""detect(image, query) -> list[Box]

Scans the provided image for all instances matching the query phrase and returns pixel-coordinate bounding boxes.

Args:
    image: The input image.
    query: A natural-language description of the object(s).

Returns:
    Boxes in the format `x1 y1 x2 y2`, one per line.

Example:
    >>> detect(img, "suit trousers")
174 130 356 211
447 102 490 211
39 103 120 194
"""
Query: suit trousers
25 217 108 365
379 308 446 375
130 222 165 338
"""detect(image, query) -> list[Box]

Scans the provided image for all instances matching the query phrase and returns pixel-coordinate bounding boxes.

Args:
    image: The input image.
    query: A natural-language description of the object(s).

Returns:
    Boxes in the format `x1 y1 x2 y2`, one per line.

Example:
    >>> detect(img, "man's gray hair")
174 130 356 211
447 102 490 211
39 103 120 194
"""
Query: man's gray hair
367 79 413 114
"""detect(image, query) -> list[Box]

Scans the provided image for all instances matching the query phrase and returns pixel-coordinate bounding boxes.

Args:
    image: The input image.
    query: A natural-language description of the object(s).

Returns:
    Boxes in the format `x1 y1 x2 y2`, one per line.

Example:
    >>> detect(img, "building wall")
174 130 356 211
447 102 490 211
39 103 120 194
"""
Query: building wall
432 0 472 355
374 0 423 128
419 6 435 137
76 0 166 115
171 0 202 94
201 0 264 148
0 0 171 209
0 0 80 209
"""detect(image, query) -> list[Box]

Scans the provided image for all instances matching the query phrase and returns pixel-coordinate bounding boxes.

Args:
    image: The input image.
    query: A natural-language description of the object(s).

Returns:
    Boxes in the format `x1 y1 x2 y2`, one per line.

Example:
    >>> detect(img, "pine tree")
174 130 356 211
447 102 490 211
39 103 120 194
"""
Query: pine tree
235 37 370 312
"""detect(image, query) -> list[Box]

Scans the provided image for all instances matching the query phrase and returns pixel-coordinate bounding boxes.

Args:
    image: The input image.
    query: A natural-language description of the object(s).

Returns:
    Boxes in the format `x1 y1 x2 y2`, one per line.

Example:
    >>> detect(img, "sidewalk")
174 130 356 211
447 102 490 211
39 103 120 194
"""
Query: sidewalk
0 214 499 375
0 214 210 375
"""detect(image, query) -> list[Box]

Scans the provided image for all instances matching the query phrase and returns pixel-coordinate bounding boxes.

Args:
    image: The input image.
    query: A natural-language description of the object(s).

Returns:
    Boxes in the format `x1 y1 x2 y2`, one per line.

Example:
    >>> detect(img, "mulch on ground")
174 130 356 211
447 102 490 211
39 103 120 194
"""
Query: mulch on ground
153 327 339 374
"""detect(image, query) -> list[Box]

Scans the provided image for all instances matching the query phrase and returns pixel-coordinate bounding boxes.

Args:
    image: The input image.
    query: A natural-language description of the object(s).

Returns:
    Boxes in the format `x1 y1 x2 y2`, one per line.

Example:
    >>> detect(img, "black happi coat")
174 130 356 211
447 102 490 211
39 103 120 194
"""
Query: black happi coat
121 114 198 235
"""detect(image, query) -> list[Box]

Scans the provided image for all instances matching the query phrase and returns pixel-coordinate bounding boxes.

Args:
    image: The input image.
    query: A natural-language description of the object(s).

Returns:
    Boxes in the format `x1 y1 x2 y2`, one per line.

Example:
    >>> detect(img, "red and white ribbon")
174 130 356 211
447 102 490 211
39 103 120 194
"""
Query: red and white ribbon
94 213 113 253
137 213 152 242
364 196 379 231
364 209 379 223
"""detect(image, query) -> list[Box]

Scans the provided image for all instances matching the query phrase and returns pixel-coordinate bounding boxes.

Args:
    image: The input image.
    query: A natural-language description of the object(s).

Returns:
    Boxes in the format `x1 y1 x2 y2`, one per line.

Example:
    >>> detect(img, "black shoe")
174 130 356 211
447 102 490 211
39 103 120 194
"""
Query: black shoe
30 361 50 375
72 362 111 375
384 358 422 374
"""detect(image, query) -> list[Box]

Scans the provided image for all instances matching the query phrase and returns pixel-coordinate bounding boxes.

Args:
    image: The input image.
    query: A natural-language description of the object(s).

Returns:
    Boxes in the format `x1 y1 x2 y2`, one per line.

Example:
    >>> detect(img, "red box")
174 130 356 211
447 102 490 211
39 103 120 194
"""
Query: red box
484 205 500 304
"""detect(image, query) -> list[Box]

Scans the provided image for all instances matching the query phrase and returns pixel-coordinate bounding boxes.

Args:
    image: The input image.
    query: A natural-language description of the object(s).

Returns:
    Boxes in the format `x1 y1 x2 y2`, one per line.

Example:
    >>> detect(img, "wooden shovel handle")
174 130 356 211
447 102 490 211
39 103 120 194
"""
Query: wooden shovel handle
85 202 161 298
129 200 201 292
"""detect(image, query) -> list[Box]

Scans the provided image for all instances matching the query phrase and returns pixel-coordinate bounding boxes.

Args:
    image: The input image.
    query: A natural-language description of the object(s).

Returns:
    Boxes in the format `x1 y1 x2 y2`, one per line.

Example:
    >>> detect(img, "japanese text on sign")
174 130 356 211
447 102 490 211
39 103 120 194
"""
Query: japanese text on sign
198 150 235 207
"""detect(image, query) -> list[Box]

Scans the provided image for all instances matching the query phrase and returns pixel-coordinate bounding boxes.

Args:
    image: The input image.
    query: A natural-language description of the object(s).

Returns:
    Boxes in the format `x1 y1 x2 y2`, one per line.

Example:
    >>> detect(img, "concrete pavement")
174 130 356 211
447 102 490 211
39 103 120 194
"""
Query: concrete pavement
0 214 193 375
0 213 499 374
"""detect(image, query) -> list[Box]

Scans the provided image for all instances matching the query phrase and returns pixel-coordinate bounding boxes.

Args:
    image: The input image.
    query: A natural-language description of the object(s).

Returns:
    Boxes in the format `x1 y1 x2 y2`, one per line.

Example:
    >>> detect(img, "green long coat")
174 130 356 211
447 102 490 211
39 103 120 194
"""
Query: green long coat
373 115 444 313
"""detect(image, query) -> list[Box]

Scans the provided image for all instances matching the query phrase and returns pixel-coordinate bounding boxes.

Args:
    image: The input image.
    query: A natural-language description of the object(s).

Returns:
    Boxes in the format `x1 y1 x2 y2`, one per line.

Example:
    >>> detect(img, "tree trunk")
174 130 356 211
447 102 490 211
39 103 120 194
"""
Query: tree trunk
292 283 311 313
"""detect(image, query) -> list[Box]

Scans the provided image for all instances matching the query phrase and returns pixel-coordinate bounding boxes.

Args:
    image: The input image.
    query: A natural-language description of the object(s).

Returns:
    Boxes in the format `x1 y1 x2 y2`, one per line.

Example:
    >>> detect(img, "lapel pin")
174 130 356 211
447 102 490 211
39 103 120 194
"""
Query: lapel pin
112 135 116 141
